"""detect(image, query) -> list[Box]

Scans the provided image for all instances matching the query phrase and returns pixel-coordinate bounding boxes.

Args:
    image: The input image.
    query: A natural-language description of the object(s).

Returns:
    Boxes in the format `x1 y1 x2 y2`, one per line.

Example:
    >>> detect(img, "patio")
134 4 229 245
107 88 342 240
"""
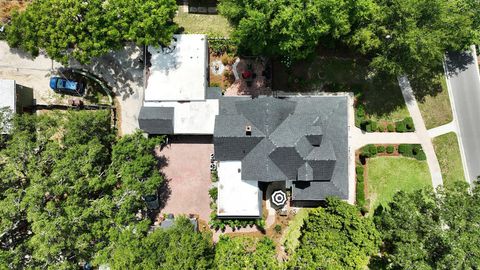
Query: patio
224 57 273 97
155 136 214 223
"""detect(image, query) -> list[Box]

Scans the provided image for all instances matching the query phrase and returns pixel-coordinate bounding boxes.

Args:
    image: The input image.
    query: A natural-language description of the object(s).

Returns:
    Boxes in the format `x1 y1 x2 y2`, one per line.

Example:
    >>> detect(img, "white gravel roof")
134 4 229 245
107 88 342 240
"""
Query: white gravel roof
217 161 262 218
145 34 208 101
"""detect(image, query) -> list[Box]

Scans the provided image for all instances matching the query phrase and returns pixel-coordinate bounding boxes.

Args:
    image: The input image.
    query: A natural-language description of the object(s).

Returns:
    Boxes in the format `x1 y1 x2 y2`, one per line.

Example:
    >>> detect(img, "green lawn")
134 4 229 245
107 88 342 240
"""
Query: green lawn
433 132 466 187
418 76 453 129
367 157 432 212
174 8 233 37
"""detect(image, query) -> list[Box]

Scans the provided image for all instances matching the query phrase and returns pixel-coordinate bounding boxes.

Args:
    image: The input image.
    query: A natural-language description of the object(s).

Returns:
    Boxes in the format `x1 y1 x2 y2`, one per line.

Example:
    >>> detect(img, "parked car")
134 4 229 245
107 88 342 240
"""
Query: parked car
49 77 85 96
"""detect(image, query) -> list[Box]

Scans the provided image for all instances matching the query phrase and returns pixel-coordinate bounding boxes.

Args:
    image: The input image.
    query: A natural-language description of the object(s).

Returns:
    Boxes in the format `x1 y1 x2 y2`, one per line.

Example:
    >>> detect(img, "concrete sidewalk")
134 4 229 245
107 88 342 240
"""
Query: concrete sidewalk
398 76 443 188
427 122 456 138
351 127 420 149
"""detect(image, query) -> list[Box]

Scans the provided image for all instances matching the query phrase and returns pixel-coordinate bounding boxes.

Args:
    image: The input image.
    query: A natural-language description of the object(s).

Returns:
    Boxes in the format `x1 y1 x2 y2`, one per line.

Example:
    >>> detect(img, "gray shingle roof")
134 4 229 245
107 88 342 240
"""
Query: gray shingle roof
139 107 174 134
214 96 349 201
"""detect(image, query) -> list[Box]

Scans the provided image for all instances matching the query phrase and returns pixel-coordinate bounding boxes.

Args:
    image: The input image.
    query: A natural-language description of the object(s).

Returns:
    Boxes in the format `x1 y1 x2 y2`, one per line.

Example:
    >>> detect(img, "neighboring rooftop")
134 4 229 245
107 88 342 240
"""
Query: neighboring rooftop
145 34 208 102
214 96 349 201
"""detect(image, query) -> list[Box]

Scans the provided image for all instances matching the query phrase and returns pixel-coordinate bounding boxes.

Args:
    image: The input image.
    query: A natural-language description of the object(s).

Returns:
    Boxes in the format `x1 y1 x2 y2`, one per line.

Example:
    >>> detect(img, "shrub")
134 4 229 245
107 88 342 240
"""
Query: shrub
368 144 377 156
378 125 385 132
370 121 378 131
398 144 412 155
209 187 218 201
387 124 395 132
356 180 365 207
412 144 422 155
395 121 406 132
274 224 282 234
415 150 427 161
357 174 364 182
356 165 364 175
366 124 372 132
360 120 370 131
356 105 366 118
404 117 415 131
386 145 395 154
211 171 218 182
377 145 385 153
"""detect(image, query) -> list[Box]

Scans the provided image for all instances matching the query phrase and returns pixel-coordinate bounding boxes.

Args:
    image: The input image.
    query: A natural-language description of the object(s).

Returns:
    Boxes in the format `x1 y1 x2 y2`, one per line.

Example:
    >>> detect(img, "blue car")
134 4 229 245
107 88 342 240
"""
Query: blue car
49 77 85 96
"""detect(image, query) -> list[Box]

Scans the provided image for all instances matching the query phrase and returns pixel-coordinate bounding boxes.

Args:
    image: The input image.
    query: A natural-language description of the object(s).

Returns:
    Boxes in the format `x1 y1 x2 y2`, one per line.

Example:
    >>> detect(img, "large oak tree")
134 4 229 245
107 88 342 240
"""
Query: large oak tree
5 0 177 64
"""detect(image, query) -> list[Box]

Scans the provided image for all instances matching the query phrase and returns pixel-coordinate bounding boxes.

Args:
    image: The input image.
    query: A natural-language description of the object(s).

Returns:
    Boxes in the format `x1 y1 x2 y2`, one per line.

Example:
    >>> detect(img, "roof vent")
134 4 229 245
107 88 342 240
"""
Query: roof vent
245 125 252 136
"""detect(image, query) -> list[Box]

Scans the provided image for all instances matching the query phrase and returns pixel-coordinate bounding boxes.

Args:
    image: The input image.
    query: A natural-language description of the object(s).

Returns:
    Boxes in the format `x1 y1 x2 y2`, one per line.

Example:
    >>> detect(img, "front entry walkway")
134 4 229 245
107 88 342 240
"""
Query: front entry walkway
398 76 443 188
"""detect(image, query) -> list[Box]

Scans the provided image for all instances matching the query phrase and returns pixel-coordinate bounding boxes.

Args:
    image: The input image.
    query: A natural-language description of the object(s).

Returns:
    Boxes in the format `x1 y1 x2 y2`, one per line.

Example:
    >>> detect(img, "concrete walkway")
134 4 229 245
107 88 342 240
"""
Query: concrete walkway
427 121 456 138
351 127 420 149
398 76 443 188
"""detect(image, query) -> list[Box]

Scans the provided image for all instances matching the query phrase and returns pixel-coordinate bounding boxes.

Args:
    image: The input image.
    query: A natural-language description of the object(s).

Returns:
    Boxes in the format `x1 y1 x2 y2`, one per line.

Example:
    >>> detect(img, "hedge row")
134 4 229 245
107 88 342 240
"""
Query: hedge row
398 144 426 160
356 104 415 133
395 117 415 132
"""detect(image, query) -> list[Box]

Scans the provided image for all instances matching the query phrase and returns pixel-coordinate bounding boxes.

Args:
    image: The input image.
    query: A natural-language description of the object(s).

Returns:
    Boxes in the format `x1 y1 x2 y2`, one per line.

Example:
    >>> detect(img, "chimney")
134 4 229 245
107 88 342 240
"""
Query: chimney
245 125 252 136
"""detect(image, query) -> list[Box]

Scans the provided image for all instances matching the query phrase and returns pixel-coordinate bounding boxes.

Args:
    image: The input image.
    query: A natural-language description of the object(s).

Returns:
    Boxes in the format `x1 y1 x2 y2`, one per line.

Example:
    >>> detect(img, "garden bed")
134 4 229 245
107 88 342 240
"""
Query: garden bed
433 132 466 187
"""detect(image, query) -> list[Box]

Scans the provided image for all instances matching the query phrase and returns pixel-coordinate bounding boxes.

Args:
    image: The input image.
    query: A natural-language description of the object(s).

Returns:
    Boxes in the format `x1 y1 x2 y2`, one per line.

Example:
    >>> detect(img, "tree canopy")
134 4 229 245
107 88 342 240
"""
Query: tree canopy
373 181 480 269
98 217 214 270
5 0 177 64
219 0 479 79
0 111 164 269
288 197 380 270
214 236 280 270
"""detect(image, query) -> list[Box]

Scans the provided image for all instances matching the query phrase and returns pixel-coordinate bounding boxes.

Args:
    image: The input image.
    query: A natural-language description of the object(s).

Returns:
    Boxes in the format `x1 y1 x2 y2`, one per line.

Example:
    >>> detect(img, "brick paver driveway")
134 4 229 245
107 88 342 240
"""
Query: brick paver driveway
156 136 213 222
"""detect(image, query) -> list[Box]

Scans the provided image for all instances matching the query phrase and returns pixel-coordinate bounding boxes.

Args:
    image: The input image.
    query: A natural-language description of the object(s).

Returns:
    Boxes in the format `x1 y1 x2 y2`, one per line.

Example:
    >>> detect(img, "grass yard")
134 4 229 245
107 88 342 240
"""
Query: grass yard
433 132 466 187
174 8 233 37
418 76 453 129
367 156 432 212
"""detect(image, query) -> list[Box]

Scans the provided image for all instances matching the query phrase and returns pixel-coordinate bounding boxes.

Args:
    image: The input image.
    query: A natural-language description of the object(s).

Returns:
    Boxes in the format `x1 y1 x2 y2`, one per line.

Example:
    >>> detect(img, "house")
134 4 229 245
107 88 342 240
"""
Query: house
214 96 349 218
139 34 221 135
138 34 351 219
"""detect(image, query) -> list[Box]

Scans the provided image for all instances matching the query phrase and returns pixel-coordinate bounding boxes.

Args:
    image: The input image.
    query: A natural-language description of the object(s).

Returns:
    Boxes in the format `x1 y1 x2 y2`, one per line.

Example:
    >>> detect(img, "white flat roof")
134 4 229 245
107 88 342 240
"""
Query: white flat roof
217 161 261 218
144 100 219 134
145 34 207 102
0 79 16 111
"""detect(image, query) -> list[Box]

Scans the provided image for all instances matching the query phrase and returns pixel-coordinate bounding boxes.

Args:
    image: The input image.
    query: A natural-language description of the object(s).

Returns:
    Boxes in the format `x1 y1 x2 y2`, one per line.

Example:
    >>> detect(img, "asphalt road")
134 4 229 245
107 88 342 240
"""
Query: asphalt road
445 48 480 183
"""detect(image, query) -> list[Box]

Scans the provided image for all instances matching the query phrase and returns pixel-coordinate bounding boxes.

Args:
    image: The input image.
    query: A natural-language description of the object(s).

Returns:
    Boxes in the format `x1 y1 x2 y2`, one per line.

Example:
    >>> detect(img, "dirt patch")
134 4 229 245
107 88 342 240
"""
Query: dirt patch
0 0 30 21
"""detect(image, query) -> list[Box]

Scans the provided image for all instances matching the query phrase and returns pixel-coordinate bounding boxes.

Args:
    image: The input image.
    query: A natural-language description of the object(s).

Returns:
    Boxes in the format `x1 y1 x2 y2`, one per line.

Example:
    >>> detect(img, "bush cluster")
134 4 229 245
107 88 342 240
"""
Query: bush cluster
209 211 265 232
356 165 366 211
361 144 378 158
209 187 218 201
209 38 237 55
395 117 415 132
386 145 395 154
398 144 426 160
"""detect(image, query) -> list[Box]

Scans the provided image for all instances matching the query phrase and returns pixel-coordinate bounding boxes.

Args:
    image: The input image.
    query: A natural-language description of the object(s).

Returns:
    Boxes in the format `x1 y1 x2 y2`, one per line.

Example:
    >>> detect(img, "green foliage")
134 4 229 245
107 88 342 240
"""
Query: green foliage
208 38 237 55
274 224 282 234
356 165 364 175
211 170 218 182
387 123 395 132
377 124 385 132
100 217 214 269
218 0 381 60
398 144 425 160
386 145 395 154
377 145 385 153
361 144 378 158
6 0 177 64
281 209 310 254
215 236 280 270
370 120 378 131
373 182 480 269
290 198 380 269
0 111 164 269
367 0 479 82
209 187 218 201
395 120 406 132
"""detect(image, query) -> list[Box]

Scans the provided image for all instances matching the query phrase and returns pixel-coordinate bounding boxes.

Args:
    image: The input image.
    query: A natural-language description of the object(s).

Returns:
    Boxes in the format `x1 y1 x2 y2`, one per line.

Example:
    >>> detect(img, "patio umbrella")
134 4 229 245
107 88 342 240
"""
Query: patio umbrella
271 190 287 206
